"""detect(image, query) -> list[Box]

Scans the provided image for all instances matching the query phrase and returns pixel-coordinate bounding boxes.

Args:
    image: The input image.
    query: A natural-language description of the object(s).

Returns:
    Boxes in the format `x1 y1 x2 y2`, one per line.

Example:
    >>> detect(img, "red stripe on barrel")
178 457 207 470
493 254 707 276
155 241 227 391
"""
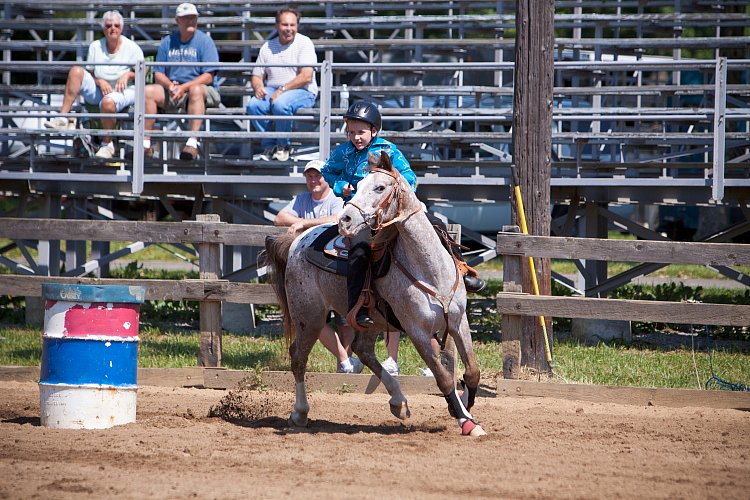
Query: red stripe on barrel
44 300 140 338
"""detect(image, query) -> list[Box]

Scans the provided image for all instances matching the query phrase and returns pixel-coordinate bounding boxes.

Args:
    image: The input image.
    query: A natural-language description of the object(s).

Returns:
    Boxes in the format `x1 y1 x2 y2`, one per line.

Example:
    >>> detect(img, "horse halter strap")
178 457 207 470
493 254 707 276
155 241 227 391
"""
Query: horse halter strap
345 167 421 233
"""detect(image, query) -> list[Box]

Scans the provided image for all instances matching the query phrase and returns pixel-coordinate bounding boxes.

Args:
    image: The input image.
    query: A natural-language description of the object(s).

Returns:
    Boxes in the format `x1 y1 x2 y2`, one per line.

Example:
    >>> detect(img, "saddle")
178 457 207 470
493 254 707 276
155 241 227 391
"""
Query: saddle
305 224 392 280
305 224 403 331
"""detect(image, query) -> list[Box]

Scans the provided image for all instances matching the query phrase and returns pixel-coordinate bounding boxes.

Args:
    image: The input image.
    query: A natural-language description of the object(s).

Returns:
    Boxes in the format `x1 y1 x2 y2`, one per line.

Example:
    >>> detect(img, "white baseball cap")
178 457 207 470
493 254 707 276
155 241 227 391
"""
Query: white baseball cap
175 3 199 17
304 160 325 173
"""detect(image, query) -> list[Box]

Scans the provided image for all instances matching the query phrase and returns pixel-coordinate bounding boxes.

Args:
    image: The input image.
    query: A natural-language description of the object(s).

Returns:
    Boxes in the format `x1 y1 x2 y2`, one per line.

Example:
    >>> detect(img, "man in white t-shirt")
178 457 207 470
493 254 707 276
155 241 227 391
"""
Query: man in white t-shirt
274 160 363 374
44 10 144 159
247 7 318 162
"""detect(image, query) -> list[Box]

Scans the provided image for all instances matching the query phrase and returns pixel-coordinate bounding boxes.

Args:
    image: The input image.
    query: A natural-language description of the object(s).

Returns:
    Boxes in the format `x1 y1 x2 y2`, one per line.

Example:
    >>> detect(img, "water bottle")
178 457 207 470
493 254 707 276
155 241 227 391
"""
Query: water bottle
340 84 349 109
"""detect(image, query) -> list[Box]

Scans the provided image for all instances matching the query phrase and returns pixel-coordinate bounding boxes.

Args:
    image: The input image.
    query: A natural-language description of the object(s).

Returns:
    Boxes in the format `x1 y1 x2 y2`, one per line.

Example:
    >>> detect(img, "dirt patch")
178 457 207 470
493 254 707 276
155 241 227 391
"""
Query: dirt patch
1 381 748 499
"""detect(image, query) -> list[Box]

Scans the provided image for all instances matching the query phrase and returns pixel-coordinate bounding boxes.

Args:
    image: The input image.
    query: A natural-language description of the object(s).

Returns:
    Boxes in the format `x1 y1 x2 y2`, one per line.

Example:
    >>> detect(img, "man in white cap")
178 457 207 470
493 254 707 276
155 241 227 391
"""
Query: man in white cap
274 159 343 233
143 2 220 161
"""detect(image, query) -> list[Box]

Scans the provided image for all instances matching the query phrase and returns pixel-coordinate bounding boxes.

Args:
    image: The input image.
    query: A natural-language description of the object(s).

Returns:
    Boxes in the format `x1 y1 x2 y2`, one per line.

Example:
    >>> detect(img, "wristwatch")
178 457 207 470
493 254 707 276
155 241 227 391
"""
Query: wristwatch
280 85 286 92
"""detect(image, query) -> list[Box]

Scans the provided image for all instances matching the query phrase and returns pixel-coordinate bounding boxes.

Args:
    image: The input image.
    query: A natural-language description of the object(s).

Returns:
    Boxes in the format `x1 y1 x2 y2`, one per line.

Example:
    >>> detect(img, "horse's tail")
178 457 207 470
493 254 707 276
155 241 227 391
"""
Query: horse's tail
263 232 296 344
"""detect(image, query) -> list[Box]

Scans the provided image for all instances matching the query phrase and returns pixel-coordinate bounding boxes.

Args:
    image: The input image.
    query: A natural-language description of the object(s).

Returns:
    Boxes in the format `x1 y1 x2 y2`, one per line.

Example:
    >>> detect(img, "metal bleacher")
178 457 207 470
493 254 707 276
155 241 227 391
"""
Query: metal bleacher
0 0 749 282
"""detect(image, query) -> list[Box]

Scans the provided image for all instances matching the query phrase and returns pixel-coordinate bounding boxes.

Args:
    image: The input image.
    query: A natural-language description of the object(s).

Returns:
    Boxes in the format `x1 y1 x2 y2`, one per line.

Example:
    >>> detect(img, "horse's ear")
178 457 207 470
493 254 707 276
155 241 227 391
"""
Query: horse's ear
367 152 379 168
379 150 393 171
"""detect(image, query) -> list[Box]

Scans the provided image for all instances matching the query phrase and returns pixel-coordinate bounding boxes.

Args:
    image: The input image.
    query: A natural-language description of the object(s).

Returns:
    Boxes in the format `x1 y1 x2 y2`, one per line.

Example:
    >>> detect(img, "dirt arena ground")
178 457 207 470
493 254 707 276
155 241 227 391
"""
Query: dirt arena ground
1 380 748 499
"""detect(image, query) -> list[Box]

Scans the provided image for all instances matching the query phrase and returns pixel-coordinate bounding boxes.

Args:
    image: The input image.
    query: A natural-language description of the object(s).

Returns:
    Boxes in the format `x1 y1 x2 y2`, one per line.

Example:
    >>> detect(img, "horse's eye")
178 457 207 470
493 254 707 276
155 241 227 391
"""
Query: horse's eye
375 185 386 193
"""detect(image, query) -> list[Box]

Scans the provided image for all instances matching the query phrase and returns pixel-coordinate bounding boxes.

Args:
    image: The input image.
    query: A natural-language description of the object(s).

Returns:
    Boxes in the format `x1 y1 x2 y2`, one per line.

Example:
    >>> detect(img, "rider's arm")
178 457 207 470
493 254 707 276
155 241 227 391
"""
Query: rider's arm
322 147 348 198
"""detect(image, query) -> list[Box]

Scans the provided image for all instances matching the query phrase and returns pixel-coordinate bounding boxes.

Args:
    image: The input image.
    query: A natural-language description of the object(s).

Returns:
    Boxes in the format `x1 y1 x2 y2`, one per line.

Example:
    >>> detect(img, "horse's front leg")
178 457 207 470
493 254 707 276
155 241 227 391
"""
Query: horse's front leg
451 316 486 436
351 331 410 420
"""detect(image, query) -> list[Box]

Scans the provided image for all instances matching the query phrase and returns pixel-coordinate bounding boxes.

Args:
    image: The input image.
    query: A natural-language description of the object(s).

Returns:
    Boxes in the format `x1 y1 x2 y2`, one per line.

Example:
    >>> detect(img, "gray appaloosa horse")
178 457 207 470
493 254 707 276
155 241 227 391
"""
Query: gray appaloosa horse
265 151 486 436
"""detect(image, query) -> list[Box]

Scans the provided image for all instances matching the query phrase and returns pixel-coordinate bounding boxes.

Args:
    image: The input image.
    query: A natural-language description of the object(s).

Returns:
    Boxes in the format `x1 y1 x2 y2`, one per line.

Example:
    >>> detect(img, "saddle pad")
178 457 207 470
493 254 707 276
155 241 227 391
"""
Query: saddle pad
324 234 350 259
305 224 393 279
305 224 347 276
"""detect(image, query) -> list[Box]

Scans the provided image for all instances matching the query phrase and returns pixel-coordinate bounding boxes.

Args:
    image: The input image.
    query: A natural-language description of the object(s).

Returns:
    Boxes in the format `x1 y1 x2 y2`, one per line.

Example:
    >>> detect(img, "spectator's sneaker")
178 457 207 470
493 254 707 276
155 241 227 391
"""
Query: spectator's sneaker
253 146 276 161
95 143 116 159
420 367 434 377
381 357 400 376
338 357 364 374
44 117 75 130
180 145 199 161
272 145 293 161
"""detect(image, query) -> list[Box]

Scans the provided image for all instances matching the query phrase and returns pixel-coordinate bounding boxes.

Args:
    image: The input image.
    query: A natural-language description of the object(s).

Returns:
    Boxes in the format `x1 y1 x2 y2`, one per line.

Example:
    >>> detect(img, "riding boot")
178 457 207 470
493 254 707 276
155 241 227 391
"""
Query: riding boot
463 274 486 293
456 260 486 292
348 241 374 327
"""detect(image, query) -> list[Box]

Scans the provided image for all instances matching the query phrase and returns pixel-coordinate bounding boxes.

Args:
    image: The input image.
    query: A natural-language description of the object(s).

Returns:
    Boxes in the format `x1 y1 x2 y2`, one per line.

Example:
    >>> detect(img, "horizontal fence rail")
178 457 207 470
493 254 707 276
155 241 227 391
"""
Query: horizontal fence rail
497 234 750 267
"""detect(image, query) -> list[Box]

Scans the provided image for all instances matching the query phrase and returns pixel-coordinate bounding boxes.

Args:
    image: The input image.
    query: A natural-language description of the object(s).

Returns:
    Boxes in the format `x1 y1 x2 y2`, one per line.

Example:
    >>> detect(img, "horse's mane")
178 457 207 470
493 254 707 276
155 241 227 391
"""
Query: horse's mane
263 232 297 344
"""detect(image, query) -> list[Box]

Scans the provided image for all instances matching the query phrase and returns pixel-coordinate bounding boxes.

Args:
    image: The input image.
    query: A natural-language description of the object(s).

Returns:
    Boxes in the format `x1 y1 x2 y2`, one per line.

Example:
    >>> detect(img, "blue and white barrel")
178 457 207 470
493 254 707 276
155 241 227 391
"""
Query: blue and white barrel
39 284 146 429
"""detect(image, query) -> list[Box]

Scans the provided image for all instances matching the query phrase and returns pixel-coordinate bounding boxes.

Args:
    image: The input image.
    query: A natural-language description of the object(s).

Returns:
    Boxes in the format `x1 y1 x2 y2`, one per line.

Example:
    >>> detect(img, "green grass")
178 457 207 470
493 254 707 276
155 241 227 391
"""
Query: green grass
3 326 747 390
553 341 749 390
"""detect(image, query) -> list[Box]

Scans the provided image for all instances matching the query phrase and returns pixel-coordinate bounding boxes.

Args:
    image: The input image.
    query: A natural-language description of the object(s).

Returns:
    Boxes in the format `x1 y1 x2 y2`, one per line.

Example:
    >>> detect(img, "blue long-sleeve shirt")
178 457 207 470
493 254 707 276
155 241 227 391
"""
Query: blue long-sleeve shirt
321 137 417 201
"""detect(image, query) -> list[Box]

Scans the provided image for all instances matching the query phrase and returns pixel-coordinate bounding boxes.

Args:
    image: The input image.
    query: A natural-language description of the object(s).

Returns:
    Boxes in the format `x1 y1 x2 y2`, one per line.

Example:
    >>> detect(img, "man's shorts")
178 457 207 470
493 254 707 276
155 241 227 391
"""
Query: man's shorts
160 84 221 114
80 71 135 112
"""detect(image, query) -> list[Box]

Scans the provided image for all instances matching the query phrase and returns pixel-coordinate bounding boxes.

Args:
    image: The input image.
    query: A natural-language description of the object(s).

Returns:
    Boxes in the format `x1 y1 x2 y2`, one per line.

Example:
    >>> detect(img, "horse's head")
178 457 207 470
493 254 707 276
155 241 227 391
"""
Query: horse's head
339 151 416 238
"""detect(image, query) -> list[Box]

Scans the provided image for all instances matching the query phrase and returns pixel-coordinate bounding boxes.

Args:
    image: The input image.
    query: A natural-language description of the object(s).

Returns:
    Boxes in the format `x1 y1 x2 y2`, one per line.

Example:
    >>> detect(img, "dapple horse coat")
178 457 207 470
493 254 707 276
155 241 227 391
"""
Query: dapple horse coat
265 152 485 436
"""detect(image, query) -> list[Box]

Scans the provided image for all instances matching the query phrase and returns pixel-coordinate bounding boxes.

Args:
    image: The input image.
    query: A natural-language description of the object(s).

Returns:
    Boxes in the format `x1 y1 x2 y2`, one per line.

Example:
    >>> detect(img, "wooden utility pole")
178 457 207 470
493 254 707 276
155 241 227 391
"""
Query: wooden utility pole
511 0 554 372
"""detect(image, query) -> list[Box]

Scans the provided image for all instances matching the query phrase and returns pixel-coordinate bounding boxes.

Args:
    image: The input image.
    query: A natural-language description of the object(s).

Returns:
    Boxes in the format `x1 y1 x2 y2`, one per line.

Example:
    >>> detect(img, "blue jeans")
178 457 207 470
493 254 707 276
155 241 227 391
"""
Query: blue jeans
246 87 316 149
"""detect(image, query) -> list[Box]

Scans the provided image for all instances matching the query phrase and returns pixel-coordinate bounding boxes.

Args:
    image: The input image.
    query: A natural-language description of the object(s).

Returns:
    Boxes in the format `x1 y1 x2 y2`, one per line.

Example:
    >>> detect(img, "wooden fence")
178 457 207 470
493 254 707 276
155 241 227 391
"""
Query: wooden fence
497 229 750 378
0 216 284 366
3 217 749 377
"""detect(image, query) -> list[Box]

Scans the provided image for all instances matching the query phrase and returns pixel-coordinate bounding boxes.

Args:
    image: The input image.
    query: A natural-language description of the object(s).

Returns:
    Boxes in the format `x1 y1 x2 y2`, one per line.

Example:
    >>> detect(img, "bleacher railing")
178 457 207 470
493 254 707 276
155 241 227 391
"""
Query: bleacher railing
1 57 747 200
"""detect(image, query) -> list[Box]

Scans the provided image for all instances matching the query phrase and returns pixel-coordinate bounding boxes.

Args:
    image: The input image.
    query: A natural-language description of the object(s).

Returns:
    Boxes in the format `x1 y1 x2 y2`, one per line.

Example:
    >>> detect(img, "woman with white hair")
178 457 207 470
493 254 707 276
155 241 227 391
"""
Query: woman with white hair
45 10 144 159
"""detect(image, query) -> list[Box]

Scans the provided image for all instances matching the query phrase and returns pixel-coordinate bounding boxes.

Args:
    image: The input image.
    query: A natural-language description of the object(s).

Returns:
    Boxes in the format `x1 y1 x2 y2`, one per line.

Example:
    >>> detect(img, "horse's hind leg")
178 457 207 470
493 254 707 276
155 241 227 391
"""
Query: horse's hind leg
288 323 320 427
351 331 410 420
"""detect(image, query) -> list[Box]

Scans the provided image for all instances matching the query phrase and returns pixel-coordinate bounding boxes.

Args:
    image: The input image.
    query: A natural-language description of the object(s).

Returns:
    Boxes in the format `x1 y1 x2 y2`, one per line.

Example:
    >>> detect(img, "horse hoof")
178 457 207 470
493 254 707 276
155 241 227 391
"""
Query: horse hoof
288 413 309 427
460 419 487 437
390 402 411 420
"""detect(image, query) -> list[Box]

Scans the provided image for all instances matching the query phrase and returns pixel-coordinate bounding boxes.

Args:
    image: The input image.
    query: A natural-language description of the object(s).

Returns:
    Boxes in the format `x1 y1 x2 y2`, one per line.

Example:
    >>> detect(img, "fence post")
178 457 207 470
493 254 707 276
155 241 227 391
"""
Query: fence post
500 225 523 379
197 214 222 367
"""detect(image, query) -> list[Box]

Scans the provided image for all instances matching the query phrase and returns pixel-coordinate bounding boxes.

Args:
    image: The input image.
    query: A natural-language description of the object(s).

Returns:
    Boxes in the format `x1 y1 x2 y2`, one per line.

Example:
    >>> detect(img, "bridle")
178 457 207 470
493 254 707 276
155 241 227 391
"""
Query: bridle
344 167 421 233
